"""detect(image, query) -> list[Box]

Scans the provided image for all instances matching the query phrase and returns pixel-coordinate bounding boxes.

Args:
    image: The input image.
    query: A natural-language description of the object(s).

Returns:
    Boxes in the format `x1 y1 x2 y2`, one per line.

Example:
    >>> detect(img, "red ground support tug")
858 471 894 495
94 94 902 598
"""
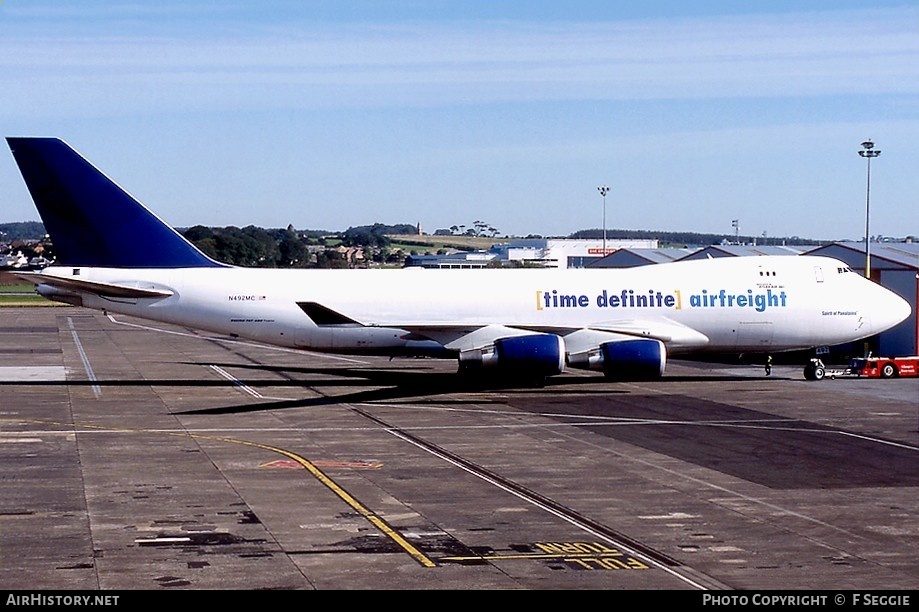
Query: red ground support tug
804 355 919 380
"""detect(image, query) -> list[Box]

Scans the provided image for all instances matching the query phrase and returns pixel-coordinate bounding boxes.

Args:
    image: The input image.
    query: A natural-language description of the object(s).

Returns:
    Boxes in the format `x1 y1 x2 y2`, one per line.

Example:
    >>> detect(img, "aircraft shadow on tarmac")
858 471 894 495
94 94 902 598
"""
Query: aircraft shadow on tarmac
174 361 621 414
0 360 600 412
0 359 778 416
172 360 773 414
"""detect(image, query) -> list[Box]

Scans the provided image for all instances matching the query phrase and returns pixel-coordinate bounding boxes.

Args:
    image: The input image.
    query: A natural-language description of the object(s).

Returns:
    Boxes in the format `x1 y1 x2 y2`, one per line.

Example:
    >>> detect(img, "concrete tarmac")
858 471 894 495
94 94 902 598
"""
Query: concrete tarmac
1 307 918 591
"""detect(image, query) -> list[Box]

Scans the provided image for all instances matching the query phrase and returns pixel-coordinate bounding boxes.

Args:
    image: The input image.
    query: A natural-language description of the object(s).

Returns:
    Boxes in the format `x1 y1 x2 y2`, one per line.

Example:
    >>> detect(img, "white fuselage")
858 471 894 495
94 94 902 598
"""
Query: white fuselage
35 255 911 360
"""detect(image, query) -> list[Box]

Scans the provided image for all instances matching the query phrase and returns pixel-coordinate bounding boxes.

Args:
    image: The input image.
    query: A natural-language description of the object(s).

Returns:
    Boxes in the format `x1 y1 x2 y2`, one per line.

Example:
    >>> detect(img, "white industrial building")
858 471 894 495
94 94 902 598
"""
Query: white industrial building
491 238 658 268
405 238 659 269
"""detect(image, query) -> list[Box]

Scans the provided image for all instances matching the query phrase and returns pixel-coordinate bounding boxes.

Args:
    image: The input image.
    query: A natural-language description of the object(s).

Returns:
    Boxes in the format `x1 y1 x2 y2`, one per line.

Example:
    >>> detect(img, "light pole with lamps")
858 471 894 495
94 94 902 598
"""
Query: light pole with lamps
858 139 880 279
598 185 610 256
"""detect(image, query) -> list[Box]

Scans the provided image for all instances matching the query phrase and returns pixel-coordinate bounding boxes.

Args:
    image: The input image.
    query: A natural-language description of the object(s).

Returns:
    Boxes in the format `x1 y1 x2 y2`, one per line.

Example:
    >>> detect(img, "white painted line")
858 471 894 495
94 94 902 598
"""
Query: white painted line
209 364 264 399
67 317 101 398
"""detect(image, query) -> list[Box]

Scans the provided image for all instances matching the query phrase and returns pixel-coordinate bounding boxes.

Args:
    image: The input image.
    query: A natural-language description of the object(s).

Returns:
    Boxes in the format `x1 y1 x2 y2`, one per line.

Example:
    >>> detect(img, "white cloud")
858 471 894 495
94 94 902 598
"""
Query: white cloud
2 6 918 118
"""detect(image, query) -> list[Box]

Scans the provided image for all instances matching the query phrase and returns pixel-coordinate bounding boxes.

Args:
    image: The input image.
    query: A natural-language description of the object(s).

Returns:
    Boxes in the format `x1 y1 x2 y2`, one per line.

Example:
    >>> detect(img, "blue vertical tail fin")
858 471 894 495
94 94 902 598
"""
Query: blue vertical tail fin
7 137 224 268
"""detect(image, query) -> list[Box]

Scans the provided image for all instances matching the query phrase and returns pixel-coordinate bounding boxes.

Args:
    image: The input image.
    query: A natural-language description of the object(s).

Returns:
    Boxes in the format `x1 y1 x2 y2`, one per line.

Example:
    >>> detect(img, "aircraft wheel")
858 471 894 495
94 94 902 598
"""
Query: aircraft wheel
804 363 825 381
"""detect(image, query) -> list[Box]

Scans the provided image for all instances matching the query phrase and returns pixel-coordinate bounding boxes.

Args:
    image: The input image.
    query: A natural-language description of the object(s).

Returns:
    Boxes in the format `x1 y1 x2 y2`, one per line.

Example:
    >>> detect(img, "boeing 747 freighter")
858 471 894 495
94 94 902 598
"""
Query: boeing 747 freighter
7 138 911 384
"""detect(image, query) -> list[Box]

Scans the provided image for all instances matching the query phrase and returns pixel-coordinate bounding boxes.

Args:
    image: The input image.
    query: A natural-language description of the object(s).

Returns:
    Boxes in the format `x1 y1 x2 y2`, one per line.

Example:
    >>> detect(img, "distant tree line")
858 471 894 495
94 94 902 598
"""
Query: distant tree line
0 222 46 242
434 220 501 237
340 223 416 248
182 225 314 267
179 224 413 268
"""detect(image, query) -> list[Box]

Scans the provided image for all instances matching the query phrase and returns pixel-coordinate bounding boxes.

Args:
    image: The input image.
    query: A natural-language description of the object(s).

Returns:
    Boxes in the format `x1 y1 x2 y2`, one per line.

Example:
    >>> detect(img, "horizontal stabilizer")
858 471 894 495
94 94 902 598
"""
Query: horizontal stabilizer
15 271 174 299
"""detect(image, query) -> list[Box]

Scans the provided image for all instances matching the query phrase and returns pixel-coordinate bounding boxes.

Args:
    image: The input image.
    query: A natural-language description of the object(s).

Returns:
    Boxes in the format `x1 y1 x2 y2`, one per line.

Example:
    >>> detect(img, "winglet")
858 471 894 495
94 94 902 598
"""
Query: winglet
7 137 225 268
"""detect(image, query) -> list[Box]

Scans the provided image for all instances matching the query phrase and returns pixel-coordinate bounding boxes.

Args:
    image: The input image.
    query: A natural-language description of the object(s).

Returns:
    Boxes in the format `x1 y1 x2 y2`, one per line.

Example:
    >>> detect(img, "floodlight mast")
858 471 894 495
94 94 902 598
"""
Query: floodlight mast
598 185 610 256
858 139 881 279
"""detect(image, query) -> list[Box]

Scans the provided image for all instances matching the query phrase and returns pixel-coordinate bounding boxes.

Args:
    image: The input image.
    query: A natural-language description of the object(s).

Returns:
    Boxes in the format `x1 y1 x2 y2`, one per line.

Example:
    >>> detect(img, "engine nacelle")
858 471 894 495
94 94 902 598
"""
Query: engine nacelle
600 338 666 380
458 333 566 378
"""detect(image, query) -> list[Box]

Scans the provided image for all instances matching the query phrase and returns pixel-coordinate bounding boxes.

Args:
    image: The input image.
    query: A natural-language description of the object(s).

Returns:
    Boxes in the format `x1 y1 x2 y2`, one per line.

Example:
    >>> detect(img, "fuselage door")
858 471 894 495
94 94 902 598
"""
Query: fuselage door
735 321 775 351
814 266 825 283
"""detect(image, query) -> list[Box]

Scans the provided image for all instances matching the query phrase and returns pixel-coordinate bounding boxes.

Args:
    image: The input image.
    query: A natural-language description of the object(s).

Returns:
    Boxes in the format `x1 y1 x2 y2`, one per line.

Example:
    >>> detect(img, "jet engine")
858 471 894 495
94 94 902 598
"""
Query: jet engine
568 337 666 380
458 333 566 380
599 338 666 380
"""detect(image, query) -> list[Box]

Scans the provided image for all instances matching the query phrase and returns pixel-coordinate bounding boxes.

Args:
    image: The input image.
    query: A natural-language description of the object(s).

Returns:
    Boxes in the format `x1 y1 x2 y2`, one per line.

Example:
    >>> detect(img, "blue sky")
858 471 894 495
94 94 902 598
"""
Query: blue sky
2 1 918 242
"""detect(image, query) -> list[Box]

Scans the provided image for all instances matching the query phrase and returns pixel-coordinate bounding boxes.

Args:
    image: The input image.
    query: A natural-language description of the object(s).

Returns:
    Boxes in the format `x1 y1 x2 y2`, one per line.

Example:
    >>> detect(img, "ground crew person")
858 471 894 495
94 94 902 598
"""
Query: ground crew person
765 355 773 376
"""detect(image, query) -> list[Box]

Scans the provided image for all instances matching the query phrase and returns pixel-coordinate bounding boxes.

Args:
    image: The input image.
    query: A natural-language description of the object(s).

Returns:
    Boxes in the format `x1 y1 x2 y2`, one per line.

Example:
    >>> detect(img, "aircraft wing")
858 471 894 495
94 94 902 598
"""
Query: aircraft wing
379 318 706 381
588 319 710 349
394 324 563 352
14 271 174 299
297 299 711 353
390 317 709 352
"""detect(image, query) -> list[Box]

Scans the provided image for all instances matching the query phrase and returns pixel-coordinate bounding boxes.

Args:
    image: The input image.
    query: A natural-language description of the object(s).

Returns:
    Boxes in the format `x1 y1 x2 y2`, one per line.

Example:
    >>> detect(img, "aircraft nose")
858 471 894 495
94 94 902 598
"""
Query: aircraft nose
873 285 911 334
